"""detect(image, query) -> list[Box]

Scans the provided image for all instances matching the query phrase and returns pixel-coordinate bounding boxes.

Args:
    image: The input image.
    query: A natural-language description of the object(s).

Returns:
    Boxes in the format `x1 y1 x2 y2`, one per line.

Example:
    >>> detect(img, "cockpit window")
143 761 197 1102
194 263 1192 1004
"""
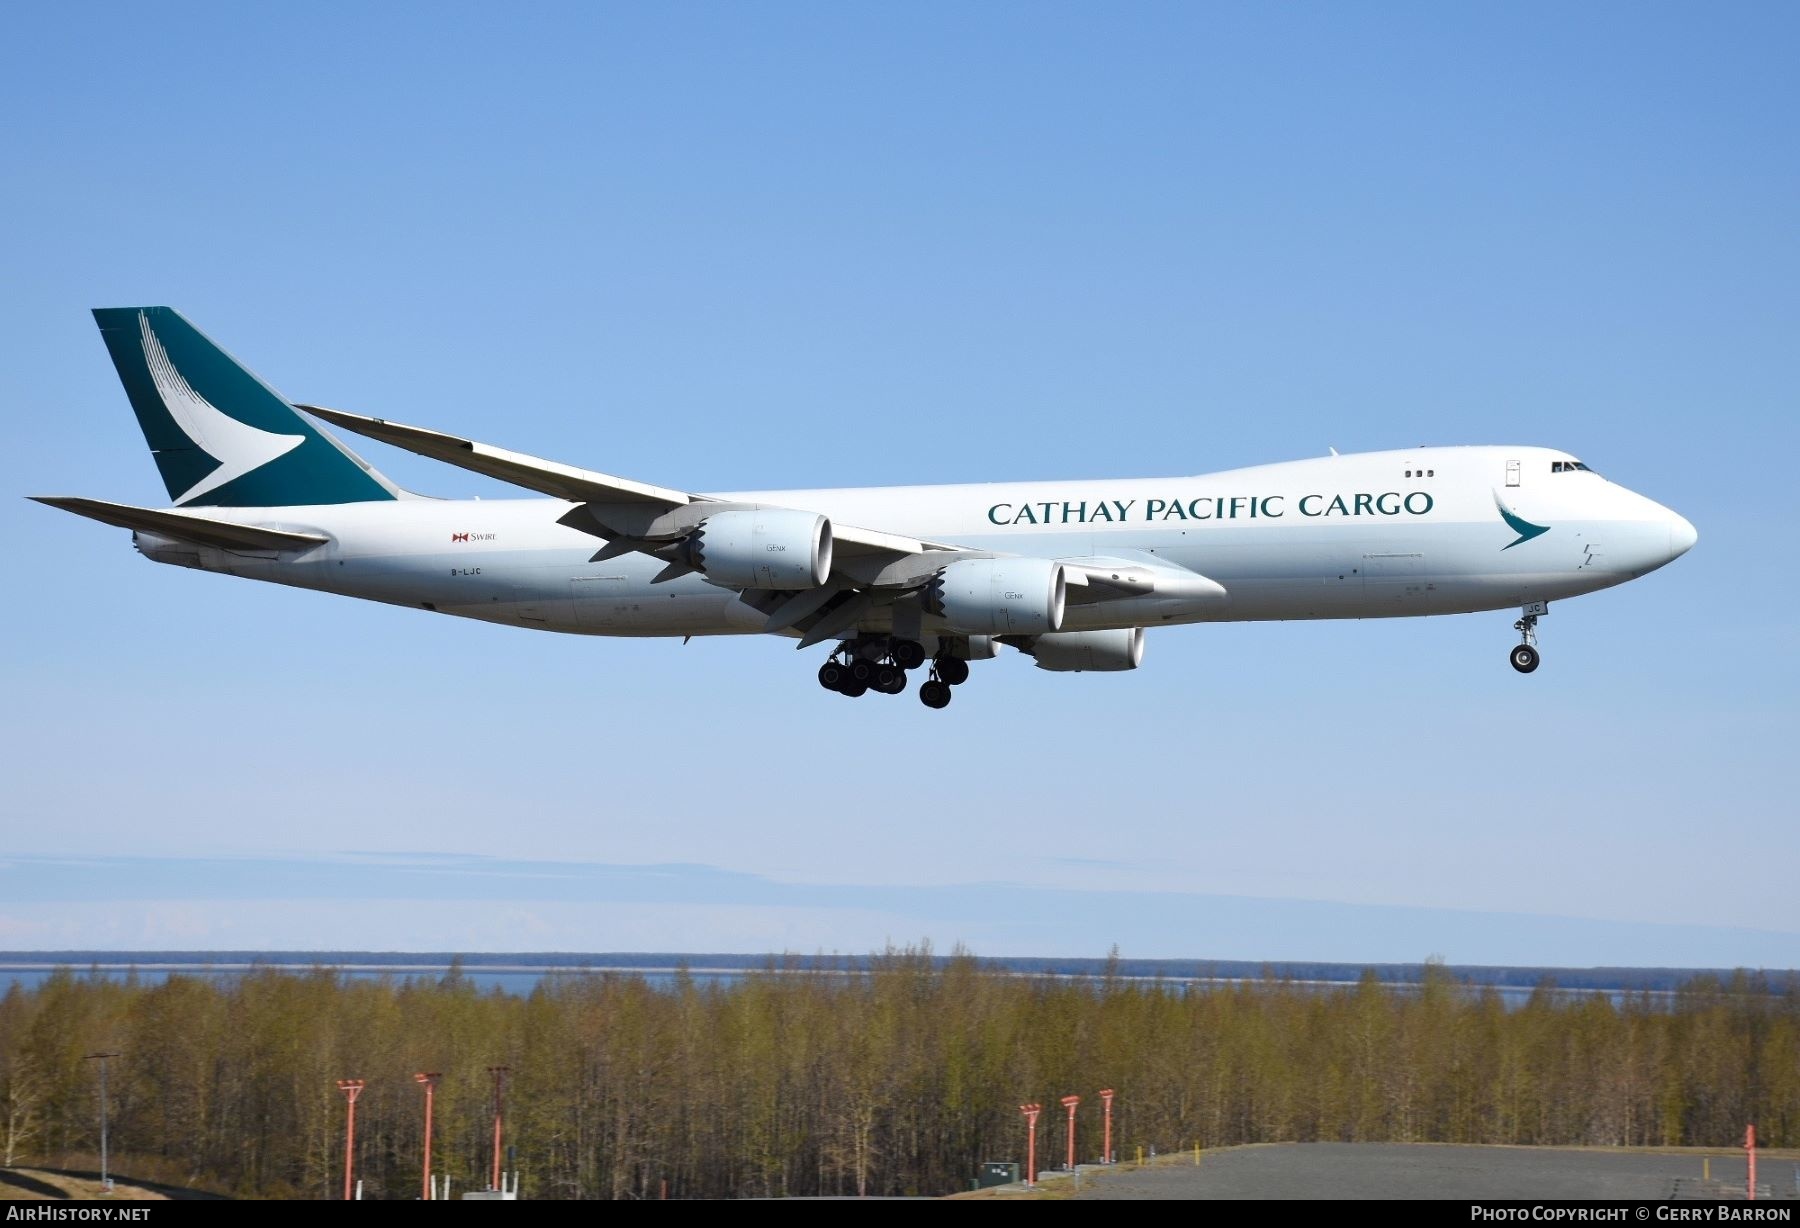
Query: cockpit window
1552 460 1595 474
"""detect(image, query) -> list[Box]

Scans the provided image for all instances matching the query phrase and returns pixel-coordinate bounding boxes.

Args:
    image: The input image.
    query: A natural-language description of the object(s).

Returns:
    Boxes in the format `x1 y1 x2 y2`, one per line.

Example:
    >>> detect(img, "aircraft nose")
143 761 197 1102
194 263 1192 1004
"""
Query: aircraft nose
1667 511 1698 560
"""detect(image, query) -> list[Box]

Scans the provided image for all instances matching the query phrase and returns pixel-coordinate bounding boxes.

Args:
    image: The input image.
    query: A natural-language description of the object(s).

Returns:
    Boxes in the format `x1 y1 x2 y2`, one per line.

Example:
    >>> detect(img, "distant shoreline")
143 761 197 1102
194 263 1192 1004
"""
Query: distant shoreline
3 950 1793 996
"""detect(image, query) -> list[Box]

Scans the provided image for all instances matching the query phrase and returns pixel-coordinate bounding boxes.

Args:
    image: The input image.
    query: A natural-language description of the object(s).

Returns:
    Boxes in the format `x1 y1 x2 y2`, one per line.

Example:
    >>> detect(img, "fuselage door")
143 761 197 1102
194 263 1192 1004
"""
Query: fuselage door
571 575 638 629
1365 551 1428 605
1505 459 1521 488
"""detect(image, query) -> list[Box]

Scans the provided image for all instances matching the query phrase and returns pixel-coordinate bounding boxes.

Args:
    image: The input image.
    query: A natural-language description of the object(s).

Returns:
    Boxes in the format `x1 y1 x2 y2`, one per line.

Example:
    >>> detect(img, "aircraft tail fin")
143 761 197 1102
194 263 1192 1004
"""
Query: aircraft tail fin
92 307 402 507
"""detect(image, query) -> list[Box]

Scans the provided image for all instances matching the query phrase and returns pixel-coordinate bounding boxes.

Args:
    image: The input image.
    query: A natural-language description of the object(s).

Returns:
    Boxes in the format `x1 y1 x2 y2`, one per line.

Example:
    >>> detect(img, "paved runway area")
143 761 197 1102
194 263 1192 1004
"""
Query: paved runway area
1065 1144 1798 1200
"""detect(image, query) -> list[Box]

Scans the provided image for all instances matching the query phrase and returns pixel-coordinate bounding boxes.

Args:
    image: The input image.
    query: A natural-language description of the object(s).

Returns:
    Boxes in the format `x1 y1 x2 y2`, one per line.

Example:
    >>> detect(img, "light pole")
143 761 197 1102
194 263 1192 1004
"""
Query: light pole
336 1079 364 1201
1019 1103 1041 1188
1099 1088 1115 1164
84 1052 121 1194
415 1073 441 1200
1746 1123 1757 1201
487 1066 509 1192
1061 1095 1081 1171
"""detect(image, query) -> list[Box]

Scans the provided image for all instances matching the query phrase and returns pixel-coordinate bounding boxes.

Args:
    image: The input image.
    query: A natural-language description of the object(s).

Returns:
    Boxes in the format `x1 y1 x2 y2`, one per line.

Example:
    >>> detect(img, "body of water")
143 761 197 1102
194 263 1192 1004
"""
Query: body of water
0 951 1754 1006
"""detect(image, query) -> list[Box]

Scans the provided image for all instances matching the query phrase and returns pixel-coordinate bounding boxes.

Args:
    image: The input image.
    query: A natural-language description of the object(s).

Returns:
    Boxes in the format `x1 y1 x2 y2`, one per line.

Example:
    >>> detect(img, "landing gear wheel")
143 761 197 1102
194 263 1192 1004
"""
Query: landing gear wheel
919 679 952 709
873 664 905 694
892 639 926 671
818 661 848 691
849 658 876 686
841 679 869 698
1510 604 1544 675
935 656 970 686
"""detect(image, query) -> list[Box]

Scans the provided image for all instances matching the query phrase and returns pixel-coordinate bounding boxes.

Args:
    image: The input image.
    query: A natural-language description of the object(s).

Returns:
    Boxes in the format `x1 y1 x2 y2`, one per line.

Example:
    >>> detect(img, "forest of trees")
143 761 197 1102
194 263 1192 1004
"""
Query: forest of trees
1 950 1794 1199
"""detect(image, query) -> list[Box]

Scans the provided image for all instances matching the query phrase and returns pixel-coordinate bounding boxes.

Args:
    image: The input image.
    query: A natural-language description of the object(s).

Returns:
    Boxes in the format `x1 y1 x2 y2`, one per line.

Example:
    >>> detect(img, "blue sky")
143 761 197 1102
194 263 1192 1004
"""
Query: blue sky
2 4 1795 968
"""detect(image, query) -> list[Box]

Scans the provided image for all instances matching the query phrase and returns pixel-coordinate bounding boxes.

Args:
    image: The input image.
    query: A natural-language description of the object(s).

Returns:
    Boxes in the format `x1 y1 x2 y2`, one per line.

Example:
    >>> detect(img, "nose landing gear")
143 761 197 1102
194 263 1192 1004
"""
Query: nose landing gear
1510 602 1546 674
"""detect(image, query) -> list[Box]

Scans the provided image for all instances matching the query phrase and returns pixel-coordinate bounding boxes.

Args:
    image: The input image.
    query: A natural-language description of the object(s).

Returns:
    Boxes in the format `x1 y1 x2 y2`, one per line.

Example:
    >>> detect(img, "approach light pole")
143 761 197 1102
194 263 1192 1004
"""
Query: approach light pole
415 1073 441 1200
335 1079 365 1201
84 1052 122 1194
1061 1095 1081 1171
1019 1103 1041 1188
1099 1088 1115 1164
487 1065 510 1191
1746 1123 1757 1201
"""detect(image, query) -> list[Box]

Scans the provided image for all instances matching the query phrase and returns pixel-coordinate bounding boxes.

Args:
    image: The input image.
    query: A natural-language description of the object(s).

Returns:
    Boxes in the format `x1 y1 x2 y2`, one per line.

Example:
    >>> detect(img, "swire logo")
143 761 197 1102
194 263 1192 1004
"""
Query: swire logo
451 532 496 543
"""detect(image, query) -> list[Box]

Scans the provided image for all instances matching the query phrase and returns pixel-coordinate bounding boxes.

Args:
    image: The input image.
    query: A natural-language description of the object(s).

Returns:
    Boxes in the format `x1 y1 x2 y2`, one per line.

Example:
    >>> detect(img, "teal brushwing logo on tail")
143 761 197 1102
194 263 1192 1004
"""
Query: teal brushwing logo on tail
93 306 398 507
137 313 305 503
1495 494 1550 549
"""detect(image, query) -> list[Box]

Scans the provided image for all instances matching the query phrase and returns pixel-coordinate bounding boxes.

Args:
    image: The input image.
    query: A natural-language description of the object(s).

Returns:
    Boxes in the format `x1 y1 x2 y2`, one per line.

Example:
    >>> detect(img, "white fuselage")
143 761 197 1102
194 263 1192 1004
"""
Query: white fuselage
134 446 1695 641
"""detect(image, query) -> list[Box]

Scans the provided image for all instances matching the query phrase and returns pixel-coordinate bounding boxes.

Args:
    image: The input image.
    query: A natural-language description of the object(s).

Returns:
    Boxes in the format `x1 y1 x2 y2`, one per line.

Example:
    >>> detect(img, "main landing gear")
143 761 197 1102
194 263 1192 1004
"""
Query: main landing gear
914 651 970 710
1510 602 1546 674
817 637 971 709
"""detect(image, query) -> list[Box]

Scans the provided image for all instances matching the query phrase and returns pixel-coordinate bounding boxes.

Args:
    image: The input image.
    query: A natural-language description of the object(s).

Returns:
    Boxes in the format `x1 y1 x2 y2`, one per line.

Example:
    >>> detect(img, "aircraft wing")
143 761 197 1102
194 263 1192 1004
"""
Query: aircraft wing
298 404 691 508
30 496 329 553
299 404 954 562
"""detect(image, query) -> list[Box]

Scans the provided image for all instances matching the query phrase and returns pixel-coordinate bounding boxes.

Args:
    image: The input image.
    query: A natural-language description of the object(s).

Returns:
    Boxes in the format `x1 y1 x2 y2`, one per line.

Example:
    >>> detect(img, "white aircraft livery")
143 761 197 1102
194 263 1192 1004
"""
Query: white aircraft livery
35 307 1697 708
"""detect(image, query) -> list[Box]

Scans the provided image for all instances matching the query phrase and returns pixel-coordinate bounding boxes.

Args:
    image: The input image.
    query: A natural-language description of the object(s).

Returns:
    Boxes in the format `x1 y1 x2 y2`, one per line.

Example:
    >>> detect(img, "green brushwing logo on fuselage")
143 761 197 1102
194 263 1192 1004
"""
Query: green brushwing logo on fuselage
1495 494 1550 550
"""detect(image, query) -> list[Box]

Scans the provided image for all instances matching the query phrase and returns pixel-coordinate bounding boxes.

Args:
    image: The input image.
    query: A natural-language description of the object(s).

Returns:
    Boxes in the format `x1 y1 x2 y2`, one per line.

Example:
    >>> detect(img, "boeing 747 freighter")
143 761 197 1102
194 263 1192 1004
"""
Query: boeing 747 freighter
34 308 1696 708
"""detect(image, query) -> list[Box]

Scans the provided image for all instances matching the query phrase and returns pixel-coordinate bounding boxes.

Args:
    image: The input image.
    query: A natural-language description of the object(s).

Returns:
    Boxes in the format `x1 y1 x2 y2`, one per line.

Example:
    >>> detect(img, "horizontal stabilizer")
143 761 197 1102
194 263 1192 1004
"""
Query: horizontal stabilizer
29 496 328 553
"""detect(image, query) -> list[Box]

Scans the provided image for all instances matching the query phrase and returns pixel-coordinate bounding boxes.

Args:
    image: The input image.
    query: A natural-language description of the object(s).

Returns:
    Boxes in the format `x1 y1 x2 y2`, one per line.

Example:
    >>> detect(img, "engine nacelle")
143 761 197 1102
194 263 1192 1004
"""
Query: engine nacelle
687 509 832 589
1026 627 1145 672
925 558 1066 635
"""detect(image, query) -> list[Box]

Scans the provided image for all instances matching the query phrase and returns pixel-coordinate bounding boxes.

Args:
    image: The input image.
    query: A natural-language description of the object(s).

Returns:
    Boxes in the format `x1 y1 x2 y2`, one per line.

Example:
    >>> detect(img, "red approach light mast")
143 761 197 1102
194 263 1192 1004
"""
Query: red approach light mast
1061 1095 1081 1171
336 1080 364 1201
488 1065 510 1192
1019 1103 1042 1188
1746 1124 1757 1201
415 1073 441 1200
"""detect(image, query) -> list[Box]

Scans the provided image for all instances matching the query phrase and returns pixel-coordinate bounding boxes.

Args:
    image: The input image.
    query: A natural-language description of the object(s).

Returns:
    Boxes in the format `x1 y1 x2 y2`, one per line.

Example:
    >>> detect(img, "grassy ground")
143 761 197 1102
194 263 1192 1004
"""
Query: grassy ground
0 1168 171 1200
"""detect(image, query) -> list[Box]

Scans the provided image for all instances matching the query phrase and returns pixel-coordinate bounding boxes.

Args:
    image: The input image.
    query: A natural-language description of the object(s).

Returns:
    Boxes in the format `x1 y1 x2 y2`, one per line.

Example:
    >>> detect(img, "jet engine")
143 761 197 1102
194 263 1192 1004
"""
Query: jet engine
682 509 833 589
924 558 1066 635
1023 627 1145 672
